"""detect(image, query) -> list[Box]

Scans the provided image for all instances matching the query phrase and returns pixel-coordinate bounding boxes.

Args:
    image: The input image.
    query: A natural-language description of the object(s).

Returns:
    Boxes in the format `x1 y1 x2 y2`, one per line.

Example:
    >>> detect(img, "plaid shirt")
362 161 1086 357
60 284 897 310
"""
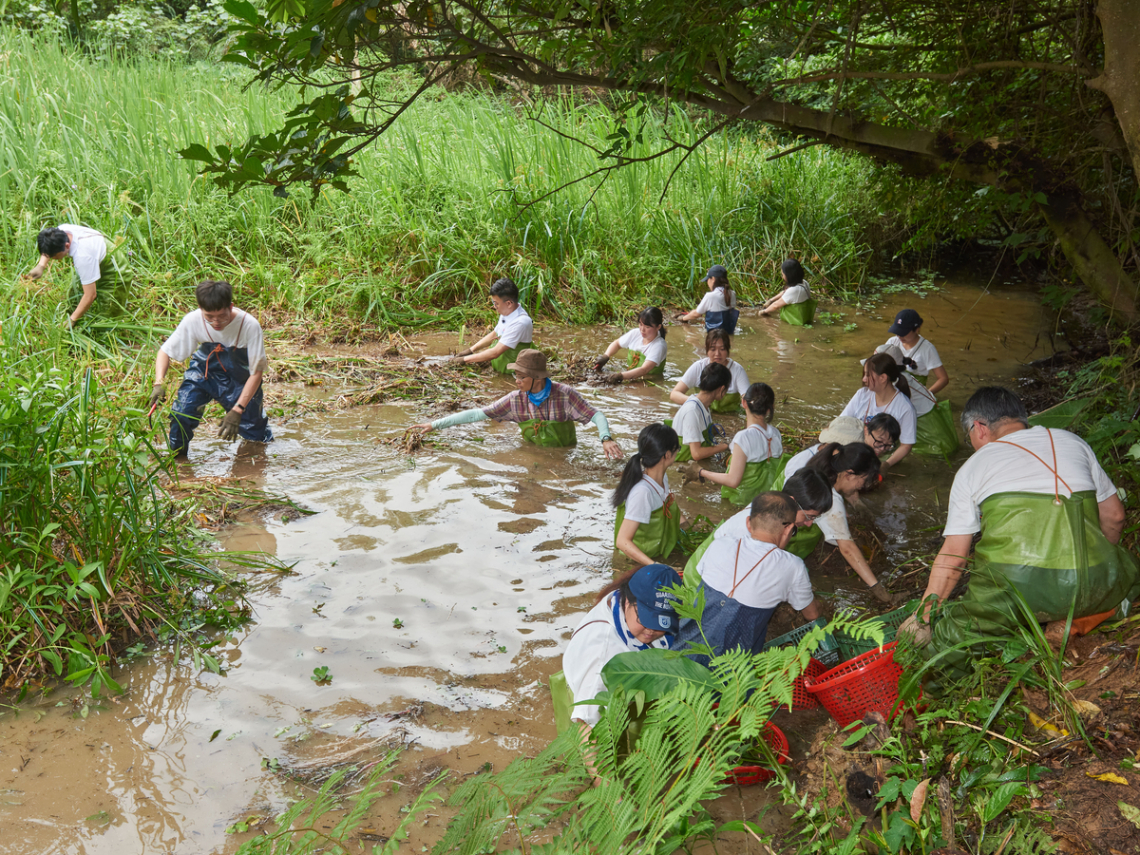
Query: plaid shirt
482 382 598 424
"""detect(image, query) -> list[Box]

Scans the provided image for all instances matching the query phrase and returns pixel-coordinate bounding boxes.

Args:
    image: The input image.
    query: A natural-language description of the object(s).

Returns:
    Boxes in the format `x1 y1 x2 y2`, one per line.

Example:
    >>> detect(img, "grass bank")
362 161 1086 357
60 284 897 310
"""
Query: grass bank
0 27 881 330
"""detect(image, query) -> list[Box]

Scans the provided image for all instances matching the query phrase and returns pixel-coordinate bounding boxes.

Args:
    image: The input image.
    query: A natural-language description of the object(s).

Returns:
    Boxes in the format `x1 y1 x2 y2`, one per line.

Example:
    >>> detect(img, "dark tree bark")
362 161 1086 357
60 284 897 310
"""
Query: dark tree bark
1087 0 1140 179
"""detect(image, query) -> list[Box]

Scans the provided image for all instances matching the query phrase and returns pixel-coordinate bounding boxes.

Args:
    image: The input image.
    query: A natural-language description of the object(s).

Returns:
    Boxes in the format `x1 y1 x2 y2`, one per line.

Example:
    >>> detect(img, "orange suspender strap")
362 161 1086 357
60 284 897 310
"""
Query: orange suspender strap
728 540 776 599
991 428 1073 504
571 619 610 640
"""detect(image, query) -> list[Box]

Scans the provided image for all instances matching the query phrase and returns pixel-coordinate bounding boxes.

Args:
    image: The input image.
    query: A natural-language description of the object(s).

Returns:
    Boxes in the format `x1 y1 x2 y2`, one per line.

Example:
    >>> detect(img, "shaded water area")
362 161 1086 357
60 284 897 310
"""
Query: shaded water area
0 280 1060 853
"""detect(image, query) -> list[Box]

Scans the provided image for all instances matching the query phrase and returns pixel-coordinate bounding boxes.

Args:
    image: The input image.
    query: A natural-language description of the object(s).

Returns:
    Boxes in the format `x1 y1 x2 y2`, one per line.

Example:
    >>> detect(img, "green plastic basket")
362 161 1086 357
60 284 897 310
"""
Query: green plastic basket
834 603 917 662
762 618 840 666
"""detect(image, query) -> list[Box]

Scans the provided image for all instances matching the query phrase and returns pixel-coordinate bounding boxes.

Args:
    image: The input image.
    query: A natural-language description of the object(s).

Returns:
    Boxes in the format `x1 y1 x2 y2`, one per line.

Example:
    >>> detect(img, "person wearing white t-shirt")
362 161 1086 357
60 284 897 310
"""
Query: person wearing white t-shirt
759 258 812 316
595 307 668 383
450 278 534 373
677 265 739 333
671 362 731 463
674 492 821 664
613 424 682 566
882 309 949 395
840 352 917 468
669 328 750 414
27 225 110 324
900 387 1139 663
148 280 272 455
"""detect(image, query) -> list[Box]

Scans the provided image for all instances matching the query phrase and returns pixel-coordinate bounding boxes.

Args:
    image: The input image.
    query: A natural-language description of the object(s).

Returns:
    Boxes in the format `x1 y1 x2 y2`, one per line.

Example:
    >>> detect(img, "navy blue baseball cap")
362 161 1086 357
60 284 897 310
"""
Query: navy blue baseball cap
629 564 682 633
706 264 728 281
888 309 923 335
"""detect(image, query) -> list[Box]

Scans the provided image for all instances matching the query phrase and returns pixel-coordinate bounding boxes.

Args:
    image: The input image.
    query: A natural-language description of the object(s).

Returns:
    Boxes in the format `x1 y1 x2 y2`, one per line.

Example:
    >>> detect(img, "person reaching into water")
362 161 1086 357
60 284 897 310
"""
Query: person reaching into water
841 352 917 469
676 265 739 334
670 362 731 464
411 349 622 458
684 383 787 506
882 309 949 394
781 422 894 604
594 307 667 384
149 279 272 457
613 424 681 566
449 278 534 374
669 329 750 414
758 258 812 318
26 224 115 325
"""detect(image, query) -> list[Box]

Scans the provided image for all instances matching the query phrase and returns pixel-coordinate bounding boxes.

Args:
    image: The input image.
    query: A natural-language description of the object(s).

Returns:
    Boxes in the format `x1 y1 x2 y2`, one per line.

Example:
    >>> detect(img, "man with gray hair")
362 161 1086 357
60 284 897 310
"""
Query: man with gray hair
901 386 1139 674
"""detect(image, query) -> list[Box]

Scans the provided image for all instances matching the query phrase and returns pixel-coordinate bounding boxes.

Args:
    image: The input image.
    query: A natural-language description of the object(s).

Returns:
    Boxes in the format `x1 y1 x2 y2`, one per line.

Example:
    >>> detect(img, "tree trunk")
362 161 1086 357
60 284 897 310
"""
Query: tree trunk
1087 0 1140 178
1038 194 1138 320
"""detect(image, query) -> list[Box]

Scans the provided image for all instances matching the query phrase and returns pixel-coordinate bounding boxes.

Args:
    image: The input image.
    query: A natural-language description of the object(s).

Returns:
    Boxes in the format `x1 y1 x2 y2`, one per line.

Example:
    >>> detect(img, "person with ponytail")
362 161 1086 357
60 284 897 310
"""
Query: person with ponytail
594 307 667 384
871 340 959 458
759 258 815 325
840 352 917 468
684 383 789 506
669 329 750 414
781 435 893 603
676 264 739 334
613 424 682 565
882 309 950 394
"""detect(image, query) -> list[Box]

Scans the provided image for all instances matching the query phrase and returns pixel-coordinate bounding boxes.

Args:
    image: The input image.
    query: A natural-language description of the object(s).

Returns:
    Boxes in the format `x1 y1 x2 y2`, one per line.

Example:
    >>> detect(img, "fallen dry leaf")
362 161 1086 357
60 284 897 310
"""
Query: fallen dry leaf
910 777 930 823
1086 771 1129 785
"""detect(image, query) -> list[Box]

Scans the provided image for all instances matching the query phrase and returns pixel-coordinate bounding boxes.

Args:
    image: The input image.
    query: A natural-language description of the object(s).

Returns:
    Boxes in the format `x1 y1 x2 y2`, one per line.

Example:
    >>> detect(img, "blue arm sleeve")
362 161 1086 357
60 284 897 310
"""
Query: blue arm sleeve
590 411 612 439
431 408 490 430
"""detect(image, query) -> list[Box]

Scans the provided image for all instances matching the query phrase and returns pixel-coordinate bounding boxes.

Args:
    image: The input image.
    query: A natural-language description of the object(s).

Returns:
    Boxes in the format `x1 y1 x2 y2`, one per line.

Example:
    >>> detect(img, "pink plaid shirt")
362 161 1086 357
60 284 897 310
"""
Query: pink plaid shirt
482 382 597 424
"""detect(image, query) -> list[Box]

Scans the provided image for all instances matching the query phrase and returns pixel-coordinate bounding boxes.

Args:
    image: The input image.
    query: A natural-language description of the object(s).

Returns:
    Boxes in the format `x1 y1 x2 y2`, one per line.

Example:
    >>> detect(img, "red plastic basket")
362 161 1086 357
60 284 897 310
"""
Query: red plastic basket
804 641 907 729
781 657 826 712
724 722 790 786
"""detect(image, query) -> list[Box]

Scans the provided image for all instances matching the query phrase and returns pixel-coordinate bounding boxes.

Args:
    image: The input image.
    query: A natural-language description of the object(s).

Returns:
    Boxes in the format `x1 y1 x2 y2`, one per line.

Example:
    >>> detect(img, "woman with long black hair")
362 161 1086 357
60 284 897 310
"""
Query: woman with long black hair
841 351 917 468
612 424 681 565
594 307 668 384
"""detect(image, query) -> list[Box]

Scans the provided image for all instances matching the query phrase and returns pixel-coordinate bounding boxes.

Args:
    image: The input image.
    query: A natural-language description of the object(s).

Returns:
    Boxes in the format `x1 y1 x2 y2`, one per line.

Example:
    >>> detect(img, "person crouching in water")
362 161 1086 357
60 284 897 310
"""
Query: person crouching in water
674 492 821 665
671 362 732 463
149 279 272 456
594 307 668 384
613 424 681 566
411 350 622 457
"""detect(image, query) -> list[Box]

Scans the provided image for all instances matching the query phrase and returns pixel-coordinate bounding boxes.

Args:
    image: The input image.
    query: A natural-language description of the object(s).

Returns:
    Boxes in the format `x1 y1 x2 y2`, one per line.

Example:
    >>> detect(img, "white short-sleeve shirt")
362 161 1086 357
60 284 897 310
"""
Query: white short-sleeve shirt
160 308 269 374
618 328 667 367
60 224 107 286
885 335 942 375
840 387 917 445
680 357 749 395
623 475 670 525
673 396 713 446
731 423 783 463
696 536 814 611
563 594 671 726
782 283 811 305
943 427 1117 537
782 443 821 483
694 288 736 314
494 305 534 349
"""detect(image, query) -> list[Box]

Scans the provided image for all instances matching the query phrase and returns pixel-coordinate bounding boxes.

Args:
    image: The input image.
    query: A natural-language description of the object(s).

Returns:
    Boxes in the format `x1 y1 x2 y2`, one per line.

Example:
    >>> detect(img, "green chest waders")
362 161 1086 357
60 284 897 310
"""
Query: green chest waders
518 417 577 447
710 392 742 414
720 453 793 506
665 416 713 464
780 298 817 326
913 399 960 459
71 239 131 317
784 523 825 559
627 349 665 377
927 489 1140 677
490 342 536 375
614 492 681 562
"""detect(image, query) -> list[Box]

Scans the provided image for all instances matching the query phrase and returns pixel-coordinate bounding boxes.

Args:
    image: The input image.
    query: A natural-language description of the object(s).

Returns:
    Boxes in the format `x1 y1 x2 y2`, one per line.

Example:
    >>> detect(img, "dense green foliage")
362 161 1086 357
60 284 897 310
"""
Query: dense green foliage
0 28 892 329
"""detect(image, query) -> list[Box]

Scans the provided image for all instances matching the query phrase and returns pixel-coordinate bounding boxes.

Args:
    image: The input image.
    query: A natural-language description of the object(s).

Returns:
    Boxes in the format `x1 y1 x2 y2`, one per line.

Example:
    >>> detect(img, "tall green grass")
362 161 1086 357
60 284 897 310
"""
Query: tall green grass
0 28 879 328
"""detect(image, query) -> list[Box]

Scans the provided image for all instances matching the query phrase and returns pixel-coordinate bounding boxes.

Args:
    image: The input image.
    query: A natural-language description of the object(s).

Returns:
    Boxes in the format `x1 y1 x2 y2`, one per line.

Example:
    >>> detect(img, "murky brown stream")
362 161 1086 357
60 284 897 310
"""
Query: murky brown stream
0 281 1058 854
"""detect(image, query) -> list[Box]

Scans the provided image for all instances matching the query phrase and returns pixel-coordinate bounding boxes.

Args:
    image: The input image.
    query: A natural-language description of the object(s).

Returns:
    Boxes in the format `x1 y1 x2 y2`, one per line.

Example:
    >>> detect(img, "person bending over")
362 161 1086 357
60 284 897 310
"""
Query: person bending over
27 224 109 325
450 278 534 373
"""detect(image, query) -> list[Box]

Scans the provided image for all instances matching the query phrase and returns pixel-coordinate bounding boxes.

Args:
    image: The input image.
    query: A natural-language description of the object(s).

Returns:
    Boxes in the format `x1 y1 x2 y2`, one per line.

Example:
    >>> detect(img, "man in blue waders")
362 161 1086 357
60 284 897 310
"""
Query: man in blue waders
147 280 272 456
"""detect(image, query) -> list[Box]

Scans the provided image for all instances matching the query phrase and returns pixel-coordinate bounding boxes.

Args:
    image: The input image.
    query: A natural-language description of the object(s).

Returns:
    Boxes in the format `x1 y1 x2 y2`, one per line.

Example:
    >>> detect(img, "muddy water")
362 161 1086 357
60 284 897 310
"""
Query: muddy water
0 281 1057 854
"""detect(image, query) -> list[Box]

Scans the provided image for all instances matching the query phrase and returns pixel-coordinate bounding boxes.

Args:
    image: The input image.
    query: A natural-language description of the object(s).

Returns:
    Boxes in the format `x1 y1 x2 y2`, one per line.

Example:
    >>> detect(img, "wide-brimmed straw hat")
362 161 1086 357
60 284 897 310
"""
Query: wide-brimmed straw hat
506 349 549 379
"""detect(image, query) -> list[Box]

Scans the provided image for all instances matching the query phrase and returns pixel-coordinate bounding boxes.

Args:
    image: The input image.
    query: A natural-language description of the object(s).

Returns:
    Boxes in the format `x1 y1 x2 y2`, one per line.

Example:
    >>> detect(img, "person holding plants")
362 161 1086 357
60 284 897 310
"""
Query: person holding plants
781 425 894 604
556 564 681 737
673 492 821 665
410 349 622 457
758 258 815 325
676 265 739 334
449 278 534 374
683 382 788 506
840 351 917 469
26 224 114 325
613 424 682 565
900 387 1140 671
149 279 272 456
881 309 949 394
670 362 731 464
594 307 668 384
669 329 750 414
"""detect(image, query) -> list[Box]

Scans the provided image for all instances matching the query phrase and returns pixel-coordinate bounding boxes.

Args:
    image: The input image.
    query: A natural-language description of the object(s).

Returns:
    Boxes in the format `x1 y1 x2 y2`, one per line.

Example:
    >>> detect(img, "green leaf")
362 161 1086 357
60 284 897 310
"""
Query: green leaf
983 781 1028 822
601 649 720 700
223 0 260 25
1119 801 1140 830
179 144 215 163
1028 397 1093 429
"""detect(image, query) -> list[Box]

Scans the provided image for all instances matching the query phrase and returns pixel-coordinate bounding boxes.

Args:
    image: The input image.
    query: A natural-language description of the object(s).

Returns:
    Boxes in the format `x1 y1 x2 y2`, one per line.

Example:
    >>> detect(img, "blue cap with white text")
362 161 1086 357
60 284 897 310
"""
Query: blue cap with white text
628 564 682 634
